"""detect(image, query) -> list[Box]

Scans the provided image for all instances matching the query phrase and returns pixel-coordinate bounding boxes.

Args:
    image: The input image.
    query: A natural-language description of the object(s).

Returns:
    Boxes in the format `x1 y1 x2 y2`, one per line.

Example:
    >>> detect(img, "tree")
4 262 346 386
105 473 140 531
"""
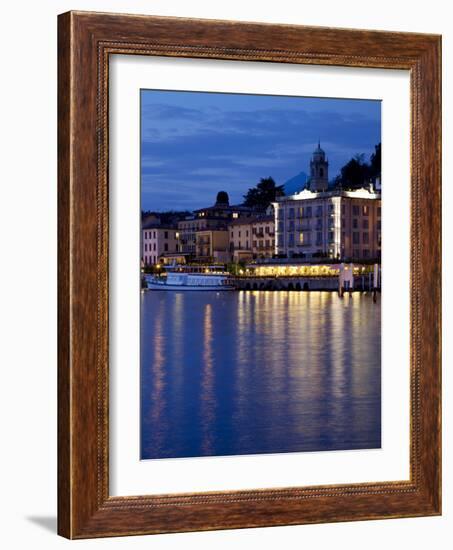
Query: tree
243 177 285 210
369 143 381 179
338 154 370 190
334 143 381 190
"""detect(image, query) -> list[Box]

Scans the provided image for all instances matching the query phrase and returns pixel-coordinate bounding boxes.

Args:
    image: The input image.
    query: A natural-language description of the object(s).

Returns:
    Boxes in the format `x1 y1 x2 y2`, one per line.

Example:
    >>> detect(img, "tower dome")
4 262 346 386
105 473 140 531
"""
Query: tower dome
215 191 230 206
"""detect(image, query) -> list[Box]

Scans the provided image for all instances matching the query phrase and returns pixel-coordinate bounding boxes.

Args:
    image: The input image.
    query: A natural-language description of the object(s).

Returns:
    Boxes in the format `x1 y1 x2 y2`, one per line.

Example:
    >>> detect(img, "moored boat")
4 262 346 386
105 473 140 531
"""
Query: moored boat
144 265 234 291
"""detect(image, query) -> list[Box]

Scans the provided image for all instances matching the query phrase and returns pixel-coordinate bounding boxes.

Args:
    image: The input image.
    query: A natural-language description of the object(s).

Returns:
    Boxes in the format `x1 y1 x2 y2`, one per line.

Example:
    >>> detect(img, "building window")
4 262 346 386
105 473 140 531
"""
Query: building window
144 244 147 252
246 230 249 237
278 221 284 233
377 207 381 217
246 240 249 249
363 219 369 229
377 220 381 230
289 208 295 219
164 243 168 252
316 232 322 245
232 212 239 218
316 205 323 217
362 205 369 216
265 240 269 247
328 231 334 242
238 230 241 238
341 204 346 215
265 226 269 234
363 249 370 258
328 204 334 214
288 220 294 231
253 240 257 248
353 249 360 258
353 232 360 244
352 205 360 216
353 218 358 229
288 234 294 247
164 231 168 239
363 232 369 244
153 243 156 251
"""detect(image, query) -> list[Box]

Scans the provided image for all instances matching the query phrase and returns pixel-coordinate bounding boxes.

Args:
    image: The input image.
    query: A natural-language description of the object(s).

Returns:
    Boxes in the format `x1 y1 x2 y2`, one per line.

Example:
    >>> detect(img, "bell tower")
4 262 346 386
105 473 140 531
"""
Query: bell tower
309 141 329 192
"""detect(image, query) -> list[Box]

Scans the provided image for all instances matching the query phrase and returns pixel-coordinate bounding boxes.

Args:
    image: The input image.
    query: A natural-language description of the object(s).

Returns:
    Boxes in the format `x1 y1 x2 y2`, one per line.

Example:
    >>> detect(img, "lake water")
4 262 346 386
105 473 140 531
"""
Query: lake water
141 290 381 460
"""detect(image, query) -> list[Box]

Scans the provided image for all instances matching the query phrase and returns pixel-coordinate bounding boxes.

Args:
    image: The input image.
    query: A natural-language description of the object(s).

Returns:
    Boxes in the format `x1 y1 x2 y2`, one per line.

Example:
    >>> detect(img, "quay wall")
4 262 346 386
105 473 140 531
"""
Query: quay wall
232 276 378 292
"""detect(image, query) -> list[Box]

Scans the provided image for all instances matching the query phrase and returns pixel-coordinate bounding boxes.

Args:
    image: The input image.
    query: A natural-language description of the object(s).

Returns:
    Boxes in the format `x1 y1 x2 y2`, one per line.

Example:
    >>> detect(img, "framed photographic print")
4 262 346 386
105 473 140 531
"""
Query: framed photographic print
58 11 441 538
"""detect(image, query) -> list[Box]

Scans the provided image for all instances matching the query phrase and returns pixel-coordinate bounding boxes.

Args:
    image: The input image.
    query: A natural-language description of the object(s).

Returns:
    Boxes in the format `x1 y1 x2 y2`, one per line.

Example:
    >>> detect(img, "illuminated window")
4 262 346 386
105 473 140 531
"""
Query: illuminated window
299 233 304 243
362 205 369 216
232 212 239 218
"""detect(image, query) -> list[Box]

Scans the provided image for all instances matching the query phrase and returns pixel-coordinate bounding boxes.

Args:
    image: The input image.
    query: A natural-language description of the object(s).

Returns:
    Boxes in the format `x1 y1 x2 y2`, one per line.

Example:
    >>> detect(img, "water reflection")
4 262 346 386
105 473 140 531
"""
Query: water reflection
141 291 381 459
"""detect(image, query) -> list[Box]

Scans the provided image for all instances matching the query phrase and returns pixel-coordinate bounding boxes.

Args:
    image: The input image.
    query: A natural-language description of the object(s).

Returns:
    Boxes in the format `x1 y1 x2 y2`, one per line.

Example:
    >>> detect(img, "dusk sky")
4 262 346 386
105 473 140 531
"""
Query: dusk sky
141 90 381 212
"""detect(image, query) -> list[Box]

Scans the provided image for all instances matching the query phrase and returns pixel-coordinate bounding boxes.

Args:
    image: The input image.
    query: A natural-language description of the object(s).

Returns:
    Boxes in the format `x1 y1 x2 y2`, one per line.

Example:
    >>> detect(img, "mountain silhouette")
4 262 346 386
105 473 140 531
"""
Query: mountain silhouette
283 171 308 195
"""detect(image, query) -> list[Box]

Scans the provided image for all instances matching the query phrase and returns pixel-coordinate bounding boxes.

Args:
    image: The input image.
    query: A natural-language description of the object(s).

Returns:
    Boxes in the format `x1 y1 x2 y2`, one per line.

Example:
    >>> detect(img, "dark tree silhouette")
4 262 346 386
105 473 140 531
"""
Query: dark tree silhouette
243 177 285 210
335 143 381 190
338 154 370 189
369 143 381 179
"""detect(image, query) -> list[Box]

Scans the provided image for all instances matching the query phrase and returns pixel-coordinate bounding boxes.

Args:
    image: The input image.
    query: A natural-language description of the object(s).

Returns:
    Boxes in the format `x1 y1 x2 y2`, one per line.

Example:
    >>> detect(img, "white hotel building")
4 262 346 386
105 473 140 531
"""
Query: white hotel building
272 143 381 261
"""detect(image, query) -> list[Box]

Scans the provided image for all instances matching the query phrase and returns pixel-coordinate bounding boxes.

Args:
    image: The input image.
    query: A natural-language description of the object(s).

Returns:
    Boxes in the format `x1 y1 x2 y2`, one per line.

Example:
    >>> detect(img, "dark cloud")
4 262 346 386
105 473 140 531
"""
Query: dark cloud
141 91 381 211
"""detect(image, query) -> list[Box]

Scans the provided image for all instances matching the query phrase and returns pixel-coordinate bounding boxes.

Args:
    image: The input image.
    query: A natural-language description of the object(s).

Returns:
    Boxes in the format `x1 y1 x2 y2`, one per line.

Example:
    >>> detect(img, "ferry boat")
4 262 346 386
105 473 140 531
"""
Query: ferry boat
144 265 235 291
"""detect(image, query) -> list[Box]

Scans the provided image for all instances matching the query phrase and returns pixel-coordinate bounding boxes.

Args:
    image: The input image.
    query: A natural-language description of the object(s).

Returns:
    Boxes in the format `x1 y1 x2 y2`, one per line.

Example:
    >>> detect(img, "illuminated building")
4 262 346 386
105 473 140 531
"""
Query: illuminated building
272 144 381 261
195 229 230 263
178 191 254 256
228 214 275 262
142 225 179 266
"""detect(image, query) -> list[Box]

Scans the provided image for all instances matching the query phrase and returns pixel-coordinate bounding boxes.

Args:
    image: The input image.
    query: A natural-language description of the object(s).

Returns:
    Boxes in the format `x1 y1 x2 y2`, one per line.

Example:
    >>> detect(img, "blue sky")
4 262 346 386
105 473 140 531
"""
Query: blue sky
141 90 381 212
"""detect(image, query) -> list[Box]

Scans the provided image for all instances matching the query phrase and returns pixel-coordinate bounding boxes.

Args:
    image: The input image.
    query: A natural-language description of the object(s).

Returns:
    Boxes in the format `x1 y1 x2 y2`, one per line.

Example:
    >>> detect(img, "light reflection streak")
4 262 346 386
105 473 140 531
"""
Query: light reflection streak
200 303 215 454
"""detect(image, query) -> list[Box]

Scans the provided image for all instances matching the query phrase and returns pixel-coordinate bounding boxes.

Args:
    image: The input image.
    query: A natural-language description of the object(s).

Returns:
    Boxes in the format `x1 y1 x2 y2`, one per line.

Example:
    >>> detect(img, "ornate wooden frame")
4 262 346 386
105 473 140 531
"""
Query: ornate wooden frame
58 11 441 539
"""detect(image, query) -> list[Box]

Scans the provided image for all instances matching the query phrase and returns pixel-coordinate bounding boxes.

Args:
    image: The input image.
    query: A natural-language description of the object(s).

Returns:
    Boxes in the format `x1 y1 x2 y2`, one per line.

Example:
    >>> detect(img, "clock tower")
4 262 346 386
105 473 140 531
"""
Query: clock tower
309 141 329 192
